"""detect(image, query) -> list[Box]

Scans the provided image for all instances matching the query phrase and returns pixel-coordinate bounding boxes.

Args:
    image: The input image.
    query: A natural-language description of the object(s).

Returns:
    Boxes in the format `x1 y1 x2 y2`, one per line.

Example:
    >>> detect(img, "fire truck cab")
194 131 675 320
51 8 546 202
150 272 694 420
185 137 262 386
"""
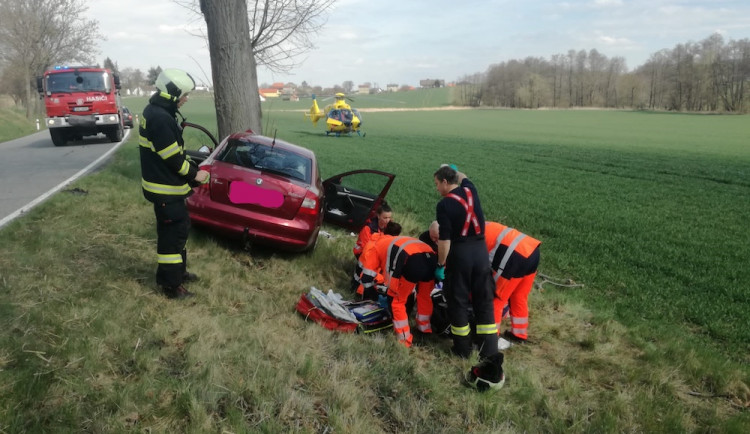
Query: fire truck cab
37 66 124 146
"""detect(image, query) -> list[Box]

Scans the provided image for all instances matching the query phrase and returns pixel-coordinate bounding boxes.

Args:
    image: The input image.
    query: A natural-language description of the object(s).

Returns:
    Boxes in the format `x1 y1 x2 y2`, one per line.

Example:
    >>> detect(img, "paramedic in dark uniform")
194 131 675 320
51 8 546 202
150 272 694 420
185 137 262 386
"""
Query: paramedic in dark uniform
433 165 504 391
139 68 208 299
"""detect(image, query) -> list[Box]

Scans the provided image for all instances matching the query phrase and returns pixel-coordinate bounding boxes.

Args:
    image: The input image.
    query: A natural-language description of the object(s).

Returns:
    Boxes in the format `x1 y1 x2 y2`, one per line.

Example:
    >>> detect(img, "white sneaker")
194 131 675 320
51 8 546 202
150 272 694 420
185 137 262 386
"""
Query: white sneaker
497 337 512 351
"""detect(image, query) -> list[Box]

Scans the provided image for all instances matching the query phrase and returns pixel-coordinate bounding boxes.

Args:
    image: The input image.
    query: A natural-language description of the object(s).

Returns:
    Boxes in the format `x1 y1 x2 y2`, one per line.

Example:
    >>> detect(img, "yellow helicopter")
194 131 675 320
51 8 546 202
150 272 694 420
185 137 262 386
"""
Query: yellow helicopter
306 92 364 136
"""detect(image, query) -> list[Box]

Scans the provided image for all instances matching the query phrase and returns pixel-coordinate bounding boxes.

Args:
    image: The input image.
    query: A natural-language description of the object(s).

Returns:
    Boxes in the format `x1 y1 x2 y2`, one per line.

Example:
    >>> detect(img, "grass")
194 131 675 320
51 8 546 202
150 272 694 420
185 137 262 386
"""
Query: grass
1 93 748 432
0 99 38 143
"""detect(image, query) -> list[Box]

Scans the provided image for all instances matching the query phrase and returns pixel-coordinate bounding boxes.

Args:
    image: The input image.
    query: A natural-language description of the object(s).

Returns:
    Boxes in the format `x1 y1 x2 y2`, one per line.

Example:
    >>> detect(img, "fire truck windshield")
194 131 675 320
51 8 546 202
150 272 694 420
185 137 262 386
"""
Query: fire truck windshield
46 71 110 94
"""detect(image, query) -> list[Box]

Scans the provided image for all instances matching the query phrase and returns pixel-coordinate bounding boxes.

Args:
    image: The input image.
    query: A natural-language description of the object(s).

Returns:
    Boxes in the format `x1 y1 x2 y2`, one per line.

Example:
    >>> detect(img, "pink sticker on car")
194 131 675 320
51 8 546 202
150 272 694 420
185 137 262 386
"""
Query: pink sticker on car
228 181 284 208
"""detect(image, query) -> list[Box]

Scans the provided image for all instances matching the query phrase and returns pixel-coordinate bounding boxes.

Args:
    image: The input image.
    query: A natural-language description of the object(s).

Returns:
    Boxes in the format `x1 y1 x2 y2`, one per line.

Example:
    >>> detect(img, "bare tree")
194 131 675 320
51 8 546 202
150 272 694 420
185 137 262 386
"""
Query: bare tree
200 0 262 138
0 0 100 117
178 0 335 73
248 0 335 73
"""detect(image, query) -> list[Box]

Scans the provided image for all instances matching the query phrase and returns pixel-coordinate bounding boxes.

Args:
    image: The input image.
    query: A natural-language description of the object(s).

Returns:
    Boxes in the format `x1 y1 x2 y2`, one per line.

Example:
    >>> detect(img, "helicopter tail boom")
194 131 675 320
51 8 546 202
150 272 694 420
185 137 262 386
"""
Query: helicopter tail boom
305 95 325 126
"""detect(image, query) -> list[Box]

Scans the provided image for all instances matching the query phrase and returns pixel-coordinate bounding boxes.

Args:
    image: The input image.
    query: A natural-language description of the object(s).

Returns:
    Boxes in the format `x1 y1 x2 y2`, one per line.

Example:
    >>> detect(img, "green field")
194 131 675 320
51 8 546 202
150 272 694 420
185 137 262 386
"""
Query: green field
1 92 748 432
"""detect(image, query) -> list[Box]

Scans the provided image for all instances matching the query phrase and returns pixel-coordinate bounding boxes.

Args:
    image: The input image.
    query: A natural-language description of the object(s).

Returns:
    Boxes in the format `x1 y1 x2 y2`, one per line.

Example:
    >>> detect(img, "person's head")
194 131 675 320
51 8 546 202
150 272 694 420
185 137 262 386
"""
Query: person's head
383 221 402 236
433 166 458 197
428 220 439 243
155 68 196 107
376 202 393 229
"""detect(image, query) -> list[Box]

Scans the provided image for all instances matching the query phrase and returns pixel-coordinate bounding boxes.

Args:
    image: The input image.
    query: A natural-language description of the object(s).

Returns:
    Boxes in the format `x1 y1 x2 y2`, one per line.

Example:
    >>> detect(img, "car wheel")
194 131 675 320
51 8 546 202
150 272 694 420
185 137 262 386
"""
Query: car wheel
303 229 320 254
107 124 124 142
49 129 66 146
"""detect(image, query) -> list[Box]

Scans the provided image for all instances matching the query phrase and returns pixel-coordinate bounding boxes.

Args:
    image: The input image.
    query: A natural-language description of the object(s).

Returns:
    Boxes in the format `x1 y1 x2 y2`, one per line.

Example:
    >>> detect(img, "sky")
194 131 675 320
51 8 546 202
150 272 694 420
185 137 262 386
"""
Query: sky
84 0 750 89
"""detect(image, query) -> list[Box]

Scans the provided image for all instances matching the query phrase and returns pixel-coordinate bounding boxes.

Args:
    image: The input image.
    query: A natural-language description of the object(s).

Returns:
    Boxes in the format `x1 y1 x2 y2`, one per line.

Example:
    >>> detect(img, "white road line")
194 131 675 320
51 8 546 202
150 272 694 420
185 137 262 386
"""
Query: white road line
0 129 131 230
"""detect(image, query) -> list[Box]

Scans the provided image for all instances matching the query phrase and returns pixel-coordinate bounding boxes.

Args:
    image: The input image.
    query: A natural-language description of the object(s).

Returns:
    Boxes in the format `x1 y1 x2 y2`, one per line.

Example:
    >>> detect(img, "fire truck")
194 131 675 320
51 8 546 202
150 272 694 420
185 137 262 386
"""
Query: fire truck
36 66 124 146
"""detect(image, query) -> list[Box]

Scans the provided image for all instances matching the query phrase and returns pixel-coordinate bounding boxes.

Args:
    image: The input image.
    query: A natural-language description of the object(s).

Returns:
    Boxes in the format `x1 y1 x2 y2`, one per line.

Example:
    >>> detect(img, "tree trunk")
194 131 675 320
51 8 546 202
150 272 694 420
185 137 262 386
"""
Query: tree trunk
200 0 262 139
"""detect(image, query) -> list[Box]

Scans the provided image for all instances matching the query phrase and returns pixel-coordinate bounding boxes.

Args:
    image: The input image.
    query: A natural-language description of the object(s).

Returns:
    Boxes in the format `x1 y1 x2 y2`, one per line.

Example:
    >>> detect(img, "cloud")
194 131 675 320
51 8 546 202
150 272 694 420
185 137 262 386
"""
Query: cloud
598 35 634 47
592 0 623 7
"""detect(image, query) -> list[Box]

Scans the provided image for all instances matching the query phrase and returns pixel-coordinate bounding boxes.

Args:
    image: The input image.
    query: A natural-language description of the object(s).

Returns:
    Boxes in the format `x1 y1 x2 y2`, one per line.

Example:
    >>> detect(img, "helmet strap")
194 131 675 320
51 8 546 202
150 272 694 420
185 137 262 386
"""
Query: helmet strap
159 91 178 102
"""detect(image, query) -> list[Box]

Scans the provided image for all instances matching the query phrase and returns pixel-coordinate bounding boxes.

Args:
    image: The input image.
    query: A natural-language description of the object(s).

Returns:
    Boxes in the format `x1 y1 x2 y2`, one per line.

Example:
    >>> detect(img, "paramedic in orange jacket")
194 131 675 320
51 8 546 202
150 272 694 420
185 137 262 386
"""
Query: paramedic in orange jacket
350 203 393 292
485 221 541 342
356 221 402 300
353 202 393 257
359 230 437 348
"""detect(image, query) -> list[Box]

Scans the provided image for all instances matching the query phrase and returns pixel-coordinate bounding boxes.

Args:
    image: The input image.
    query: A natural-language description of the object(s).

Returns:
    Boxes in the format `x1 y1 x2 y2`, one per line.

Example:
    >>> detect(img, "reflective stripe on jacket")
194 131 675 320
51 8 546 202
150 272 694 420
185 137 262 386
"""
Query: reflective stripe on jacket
360 235 435 289
447 187 481 236
139 97 197 203
484 221 541 277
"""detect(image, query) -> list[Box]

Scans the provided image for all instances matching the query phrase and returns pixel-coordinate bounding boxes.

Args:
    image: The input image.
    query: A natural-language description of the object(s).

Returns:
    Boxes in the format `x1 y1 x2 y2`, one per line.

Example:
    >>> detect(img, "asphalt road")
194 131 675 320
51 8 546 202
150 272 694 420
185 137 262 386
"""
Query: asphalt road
0 128 130 230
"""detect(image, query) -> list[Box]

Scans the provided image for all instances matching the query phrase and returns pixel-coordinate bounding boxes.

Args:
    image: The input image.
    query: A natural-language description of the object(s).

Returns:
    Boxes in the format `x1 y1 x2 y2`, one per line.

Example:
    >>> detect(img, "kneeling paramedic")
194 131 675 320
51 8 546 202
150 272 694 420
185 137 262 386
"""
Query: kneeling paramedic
139 68 209 299
359 227 437 348
485 221 541 344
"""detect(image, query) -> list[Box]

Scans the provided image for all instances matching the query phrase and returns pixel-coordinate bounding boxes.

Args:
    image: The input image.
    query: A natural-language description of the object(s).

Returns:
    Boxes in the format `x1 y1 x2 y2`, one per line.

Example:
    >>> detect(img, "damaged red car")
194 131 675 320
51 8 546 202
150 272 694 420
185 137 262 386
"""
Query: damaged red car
183 122 395 252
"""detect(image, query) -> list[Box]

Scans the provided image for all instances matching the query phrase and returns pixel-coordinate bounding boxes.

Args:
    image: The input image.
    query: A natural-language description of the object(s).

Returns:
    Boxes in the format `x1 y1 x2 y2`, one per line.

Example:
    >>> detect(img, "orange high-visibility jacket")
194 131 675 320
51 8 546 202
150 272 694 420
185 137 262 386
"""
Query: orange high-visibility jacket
484 221 540 273
353 217 381 257
360 235 435 289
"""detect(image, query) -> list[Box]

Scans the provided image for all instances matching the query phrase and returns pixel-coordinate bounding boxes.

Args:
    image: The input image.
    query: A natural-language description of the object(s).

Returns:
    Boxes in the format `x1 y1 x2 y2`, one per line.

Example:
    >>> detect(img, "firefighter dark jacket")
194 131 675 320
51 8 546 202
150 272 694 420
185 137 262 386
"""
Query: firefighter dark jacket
138 93 198 203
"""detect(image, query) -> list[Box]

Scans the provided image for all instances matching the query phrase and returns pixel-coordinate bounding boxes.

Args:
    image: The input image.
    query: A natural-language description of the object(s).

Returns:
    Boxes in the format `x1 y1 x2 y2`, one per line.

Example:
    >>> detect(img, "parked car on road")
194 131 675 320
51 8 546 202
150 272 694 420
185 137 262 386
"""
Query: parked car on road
121 107 134 128
182 122 395 252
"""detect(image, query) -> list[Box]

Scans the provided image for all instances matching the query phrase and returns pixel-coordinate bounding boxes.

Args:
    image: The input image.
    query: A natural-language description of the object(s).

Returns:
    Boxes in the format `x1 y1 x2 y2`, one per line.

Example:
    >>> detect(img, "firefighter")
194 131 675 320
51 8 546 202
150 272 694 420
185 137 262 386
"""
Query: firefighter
359 228 437 348
350 202 393 291
433 165 504 391
139 68 208 299
485 221 541 345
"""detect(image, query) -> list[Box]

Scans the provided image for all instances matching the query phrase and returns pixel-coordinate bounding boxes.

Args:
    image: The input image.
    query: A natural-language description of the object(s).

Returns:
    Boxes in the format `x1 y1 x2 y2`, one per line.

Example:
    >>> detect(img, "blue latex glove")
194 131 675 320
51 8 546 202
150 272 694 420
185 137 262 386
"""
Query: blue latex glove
377 294 389 310
434 264 445 281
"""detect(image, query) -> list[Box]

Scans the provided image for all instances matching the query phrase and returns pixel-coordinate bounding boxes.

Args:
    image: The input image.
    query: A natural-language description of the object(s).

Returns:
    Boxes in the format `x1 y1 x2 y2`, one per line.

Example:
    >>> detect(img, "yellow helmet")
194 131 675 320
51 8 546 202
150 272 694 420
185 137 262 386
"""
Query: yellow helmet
155 68 195 101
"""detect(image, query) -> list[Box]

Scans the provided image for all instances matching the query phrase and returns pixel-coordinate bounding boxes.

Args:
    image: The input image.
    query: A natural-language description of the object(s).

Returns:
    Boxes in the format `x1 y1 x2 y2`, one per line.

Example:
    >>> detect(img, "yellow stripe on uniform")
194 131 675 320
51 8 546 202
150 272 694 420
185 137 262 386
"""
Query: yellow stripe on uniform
451 324 471 337
177 160 190 176
139 135 155 151
476 323 498 335
158 253 183 264
158 142 181 159
141 179 191 195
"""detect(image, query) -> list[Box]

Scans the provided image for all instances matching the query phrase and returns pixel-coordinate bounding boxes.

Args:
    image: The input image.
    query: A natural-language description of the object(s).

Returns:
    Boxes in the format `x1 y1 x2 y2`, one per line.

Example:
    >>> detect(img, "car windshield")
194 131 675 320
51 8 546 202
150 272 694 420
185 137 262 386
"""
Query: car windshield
46 71 110 93
216 138 312 183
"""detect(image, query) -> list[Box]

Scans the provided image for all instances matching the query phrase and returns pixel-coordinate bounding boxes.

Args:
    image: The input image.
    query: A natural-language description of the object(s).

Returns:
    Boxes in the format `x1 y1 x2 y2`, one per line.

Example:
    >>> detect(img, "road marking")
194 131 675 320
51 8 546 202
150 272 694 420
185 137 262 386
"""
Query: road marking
0 129 131 230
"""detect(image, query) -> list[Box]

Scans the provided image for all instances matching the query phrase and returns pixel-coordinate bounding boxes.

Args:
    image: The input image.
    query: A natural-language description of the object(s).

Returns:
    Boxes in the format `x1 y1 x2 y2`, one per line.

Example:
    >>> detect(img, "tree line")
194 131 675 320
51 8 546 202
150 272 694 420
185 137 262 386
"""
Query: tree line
456 33 750 113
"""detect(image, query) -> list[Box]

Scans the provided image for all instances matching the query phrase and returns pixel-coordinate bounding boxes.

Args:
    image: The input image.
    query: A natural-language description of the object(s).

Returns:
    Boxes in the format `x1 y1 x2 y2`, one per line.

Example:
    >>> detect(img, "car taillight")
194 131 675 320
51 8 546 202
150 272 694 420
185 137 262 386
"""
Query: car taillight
299 191 318 215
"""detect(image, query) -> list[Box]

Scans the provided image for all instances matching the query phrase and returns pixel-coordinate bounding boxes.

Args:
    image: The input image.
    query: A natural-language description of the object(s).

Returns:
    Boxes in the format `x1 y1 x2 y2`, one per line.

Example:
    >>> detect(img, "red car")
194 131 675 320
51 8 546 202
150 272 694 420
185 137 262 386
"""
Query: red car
183 122 395 252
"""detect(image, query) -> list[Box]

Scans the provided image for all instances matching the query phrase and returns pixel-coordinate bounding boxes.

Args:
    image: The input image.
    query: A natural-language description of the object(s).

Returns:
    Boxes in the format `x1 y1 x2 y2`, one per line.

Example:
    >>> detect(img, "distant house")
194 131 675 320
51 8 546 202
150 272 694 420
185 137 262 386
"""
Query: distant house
419 79 445 88
386 83 399 92
259 88 280 98
357 83 371 95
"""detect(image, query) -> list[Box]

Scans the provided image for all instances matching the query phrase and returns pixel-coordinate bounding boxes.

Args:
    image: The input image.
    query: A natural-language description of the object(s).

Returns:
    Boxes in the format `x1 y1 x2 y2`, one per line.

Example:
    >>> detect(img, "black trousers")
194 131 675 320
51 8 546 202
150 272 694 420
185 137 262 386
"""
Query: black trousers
153 200 190 288
445 238 498 358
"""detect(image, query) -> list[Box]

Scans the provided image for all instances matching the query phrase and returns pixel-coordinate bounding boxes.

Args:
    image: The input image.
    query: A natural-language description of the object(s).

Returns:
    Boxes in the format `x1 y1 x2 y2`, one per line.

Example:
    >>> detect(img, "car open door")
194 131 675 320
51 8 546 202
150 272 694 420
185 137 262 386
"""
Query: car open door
323 170 395 232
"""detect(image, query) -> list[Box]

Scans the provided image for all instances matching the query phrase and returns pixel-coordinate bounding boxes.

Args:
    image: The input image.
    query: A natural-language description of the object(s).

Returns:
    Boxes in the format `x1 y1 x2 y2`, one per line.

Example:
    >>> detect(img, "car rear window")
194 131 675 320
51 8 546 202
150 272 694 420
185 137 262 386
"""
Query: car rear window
216 138 312 183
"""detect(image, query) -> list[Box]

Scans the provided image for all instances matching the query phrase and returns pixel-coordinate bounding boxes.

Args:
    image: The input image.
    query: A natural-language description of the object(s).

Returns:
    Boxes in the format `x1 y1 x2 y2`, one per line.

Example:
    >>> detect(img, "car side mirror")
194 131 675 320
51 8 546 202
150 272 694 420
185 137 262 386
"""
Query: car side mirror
198 145 211 154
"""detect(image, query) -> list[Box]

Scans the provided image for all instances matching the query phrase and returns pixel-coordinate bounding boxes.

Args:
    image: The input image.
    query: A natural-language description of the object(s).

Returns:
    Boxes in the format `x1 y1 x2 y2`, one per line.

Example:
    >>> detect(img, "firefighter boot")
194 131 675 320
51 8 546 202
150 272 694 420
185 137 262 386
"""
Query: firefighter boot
450 335 472 359
183 271 199 283
465 352 505 392
162 285 195 300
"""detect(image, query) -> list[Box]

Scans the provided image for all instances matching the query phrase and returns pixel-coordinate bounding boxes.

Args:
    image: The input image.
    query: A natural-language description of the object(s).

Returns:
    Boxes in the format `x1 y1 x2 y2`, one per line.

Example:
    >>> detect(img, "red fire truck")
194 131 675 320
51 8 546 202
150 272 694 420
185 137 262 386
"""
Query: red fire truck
36 66 124 146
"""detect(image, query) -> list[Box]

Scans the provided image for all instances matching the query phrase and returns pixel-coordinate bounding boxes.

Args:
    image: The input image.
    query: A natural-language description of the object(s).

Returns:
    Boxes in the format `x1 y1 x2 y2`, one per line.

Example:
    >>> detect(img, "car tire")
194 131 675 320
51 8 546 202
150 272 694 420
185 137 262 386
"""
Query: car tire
49 129 66 146
107 124 124 142
303 229 320 254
